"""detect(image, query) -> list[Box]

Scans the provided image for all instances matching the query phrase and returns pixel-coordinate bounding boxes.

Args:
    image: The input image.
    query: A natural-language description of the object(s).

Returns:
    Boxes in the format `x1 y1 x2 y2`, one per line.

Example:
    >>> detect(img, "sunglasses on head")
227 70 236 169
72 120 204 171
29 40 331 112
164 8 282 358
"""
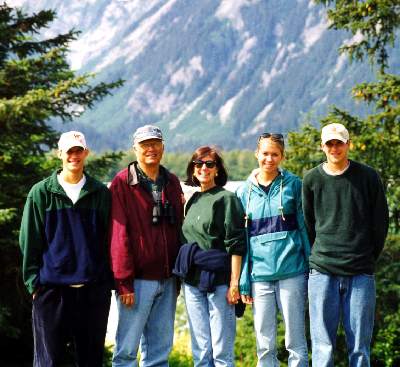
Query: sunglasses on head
258 133 284 141
193 160 217 169
258 133 283 141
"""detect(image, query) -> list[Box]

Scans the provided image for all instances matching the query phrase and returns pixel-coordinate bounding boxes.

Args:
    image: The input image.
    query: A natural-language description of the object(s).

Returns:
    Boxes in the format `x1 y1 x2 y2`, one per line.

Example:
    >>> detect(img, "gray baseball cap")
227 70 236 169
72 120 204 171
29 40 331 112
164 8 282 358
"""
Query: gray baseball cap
133 125 163 144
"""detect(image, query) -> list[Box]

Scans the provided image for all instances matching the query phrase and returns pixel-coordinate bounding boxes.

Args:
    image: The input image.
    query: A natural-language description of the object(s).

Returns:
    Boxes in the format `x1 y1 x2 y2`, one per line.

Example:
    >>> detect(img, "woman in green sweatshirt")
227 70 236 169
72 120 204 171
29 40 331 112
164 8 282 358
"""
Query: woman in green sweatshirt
180 146 245 367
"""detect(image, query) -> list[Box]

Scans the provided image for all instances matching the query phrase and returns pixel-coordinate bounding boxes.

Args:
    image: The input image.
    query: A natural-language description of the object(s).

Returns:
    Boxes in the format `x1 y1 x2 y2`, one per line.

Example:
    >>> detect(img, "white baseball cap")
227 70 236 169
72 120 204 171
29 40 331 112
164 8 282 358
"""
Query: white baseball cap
321 123 349 144
58 131 87 151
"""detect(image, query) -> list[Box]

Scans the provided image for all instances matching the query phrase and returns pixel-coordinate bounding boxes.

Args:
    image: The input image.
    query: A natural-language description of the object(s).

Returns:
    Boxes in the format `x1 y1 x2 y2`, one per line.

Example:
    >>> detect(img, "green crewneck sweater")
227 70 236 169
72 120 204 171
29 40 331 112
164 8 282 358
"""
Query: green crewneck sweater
181 186 245 286
302 160 389 276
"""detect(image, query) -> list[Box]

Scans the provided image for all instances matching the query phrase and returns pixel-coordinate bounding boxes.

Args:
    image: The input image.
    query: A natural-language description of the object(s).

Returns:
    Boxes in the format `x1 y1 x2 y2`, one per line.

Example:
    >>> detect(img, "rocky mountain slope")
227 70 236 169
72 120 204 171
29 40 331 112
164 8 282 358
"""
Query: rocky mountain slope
9 0 399 151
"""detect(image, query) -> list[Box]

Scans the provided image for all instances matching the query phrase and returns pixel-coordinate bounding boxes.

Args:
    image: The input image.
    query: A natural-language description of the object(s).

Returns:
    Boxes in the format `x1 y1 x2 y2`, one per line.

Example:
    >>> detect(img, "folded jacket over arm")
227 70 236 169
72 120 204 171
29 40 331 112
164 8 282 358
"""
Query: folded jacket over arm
173 242 230 292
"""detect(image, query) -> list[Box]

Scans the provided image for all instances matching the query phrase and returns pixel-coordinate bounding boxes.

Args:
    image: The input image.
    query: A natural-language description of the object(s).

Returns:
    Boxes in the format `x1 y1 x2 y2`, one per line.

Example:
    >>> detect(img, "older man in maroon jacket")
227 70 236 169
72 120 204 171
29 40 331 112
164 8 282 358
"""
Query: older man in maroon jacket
109 125 184 367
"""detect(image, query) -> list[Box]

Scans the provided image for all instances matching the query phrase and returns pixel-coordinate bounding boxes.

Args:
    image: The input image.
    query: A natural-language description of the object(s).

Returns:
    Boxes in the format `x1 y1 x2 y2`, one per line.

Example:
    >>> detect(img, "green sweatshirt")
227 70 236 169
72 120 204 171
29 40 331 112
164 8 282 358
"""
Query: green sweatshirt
181 186 246 286
302 160 389 276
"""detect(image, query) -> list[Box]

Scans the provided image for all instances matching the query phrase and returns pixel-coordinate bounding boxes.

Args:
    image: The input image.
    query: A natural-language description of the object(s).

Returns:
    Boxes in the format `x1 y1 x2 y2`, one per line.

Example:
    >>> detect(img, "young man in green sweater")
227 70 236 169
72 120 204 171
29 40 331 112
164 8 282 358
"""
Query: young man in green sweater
302 123 389 367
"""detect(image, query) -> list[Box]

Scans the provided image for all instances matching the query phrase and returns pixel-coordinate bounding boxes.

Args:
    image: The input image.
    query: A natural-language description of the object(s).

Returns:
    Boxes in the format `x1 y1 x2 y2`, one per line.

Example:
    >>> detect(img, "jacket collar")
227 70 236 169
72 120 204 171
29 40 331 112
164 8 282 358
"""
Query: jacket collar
127 161 170 186
47 169 101 198
248 167 285 186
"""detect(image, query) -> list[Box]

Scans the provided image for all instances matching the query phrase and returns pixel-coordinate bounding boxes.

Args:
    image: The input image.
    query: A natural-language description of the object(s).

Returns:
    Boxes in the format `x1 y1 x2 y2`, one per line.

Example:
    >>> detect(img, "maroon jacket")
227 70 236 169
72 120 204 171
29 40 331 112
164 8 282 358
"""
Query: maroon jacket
109 163 184 295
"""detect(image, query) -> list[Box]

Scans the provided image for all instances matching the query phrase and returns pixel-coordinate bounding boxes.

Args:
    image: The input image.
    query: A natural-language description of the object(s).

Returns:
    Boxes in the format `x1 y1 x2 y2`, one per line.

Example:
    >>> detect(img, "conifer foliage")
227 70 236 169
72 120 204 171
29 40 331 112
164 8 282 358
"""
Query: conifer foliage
289 0 400 231
0 3 122 359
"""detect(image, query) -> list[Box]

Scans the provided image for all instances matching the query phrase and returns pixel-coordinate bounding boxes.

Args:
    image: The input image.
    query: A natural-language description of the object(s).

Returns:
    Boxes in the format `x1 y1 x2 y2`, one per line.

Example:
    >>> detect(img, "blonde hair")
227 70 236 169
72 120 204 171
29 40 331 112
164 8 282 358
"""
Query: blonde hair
257 134 285 155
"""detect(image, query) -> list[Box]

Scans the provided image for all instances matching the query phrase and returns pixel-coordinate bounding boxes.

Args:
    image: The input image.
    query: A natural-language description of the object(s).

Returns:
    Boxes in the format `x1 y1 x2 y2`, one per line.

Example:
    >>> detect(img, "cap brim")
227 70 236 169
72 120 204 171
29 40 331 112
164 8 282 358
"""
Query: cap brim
322 135 348 144
134 136 163 144
59 143 86 151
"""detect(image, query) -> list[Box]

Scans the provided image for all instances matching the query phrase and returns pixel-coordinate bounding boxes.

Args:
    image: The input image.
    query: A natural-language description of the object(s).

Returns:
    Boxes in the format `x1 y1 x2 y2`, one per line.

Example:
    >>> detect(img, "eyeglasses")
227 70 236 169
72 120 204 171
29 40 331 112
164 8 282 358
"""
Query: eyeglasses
258 133 284 142
138 140 163 149
193 160 217 169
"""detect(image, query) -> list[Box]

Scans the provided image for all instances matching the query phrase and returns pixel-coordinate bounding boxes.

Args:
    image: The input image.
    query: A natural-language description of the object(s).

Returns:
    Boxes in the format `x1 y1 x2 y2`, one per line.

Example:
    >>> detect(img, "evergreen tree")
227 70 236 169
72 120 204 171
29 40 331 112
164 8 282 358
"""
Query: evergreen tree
295 0 400 230
0 3 123 360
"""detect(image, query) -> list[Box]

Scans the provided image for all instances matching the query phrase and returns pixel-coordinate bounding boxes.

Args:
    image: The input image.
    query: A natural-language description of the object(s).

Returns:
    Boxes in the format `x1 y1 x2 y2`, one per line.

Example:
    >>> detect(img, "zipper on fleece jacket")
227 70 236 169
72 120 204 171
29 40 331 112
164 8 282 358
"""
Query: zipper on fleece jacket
251 171 285 222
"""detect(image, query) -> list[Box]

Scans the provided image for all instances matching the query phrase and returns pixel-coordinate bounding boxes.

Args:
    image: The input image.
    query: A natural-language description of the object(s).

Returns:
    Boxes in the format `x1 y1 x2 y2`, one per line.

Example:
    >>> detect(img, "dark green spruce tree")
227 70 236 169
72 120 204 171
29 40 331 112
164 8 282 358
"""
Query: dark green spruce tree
0 3 123 361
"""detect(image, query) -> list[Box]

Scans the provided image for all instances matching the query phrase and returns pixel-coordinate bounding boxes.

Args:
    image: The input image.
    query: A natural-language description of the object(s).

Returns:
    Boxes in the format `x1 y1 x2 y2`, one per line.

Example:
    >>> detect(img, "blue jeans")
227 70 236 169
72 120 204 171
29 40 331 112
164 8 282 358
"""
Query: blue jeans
183 283 236 367
308 270 376 367
112 278 177 367
252 274 308 367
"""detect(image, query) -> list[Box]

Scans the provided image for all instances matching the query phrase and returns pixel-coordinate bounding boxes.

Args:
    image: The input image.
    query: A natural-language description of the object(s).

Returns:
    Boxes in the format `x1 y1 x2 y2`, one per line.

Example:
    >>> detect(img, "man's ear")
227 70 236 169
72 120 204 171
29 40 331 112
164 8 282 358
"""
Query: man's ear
58 150 62 159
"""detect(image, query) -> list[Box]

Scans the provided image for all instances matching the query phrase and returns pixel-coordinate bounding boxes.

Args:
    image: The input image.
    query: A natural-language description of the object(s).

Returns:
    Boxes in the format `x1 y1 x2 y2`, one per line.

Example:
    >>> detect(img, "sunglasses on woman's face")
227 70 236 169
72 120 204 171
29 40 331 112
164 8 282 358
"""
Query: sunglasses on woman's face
193 160 217 169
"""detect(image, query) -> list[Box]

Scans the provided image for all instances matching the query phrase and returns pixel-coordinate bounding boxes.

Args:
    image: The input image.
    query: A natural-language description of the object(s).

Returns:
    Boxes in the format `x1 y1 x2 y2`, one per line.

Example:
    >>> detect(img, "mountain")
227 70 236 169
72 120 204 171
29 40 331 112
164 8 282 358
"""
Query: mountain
8 0 400 151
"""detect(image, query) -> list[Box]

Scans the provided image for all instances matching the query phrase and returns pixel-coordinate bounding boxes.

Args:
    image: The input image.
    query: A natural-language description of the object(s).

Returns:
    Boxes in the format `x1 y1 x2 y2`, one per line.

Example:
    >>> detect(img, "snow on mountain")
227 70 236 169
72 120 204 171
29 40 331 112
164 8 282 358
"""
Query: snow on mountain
7 0 395 151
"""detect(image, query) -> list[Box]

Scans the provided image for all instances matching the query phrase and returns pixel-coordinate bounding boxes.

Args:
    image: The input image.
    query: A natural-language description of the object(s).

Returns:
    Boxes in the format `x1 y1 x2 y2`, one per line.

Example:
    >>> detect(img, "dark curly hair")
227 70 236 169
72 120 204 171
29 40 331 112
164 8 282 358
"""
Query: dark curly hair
184 146 228 187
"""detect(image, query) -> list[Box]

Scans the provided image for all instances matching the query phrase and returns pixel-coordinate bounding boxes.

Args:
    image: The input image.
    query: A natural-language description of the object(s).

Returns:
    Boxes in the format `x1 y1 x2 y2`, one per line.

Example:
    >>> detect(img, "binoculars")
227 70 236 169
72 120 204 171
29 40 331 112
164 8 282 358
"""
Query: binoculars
152 200 176 225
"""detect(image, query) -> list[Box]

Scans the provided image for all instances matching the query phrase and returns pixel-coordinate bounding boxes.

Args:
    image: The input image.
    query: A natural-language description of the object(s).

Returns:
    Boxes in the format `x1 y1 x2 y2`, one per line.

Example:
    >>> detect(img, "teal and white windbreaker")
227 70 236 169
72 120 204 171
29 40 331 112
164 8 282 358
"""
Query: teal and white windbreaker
236 168 310 296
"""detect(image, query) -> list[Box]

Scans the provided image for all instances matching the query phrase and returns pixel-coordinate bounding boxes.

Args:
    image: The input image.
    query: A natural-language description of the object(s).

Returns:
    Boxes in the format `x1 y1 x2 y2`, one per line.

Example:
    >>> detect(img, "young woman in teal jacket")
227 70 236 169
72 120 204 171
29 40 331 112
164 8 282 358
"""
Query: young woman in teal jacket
236 133 310 367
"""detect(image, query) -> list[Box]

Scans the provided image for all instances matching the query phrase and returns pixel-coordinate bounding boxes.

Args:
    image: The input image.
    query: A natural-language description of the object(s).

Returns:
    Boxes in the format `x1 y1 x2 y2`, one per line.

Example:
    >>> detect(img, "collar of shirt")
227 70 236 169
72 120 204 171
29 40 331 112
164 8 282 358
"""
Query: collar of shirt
134 162 166 200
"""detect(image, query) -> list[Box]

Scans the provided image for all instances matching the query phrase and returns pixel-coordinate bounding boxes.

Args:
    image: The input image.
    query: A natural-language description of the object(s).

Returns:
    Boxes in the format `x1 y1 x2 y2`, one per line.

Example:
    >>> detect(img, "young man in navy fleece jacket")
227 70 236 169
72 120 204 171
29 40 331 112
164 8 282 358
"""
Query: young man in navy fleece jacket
20 131 112 366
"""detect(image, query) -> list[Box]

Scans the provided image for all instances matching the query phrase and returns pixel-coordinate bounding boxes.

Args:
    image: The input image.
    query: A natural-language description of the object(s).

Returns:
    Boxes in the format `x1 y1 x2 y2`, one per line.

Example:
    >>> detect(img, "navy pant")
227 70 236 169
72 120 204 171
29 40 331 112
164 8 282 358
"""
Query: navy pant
32 283 111 367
